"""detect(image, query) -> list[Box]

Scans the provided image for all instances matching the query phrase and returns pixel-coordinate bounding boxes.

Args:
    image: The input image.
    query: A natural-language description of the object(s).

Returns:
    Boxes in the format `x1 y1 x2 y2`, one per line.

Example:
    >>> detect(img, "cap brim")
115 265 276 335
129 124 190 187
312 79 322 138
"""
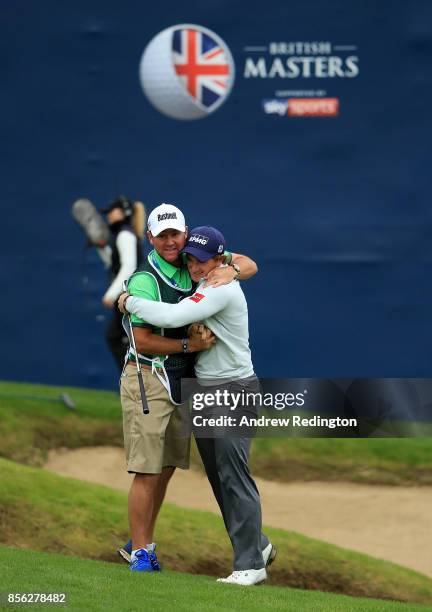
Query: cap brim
181 245 216 262
150 220 186 236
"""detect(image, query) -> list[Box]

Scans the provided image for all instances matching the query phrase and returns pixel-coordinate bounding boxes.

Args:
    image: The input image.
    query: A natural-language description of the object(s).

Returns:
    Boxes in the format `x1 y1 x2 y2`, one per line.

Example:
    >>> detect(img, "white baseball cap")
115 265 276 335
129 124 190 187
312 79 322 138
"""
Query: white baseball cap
147 203 186 236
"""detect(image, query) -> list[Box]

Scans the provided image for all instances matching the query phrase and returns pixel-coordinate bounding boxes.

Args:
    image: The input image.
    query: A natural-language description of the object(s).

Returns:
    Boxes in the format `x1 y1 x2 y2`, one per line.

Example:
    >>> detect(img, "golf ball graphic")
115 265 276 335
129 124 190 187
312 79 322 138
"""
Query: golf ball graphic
139 24 235 120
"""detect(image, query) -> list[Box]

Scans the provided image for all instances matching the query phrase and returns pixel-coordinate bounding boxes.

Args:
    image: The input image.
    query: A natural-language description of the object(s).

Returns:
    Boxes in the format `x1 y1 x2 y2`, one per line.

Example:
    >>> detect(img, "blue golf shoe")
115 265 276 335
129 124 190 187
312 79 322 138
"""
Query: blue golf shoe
130 549 153 572
128 543 161 572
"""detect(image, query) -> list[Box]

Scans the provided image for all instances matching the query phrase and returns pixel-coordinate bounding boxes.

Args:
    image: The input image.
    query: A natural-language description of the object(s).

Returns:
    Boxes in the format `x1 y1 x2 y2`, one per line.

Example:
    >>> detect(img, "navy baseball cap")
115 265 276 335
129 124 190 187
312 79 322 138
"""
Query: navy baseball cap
181 226 226 262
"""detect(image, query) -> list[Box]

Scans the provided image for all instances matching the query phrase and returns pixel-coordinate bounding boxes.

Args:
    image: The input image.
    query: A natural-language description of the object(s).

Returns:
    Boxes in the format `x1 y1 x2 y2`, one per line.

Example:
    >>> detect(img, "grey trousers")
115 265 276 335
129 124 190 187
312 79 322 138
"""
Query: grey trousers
195 435 269 570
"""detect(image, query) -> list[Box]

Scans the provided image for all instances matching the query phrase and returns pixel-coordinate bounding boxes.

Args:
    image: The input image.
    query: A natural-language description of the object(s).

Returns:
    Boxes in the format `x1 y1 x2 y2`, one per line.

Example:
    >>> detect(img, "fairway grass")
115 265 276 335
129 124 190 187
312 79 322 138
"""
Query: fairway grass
1 379 432 485
1 547 431 612
0 458 431 605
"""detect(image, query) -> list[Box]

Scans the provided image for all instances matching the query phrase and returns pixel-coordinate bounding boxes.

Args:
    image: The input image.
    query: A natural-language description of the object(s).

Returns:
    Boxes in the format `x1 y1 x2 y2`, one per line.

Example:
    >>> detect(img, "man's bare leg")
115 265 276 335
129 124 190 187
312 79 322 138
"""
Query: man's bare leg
129 473 160 549
129 467 175 550
150 466 175 529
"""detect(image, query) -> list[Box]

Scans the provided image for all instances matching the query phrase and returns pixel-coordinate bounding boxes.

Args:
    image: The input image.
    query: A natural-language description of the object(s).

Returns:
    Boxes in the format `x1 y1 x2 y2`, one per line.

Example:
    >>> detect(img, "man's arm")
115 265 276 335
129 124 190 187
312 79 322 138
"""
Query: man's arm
205 252 258 287
123 285 230 329
126 270 215 356
133 326 214 354
231 252 258 279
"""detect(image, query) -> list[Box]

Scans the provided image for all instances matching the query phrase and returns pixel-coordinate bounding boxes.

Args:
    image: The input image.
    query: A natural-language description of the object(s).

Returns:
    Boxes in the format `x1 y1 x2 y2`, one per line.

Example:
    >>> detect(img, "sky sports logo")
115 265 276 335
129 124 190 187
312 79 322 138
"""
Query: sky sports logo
263 97 339 116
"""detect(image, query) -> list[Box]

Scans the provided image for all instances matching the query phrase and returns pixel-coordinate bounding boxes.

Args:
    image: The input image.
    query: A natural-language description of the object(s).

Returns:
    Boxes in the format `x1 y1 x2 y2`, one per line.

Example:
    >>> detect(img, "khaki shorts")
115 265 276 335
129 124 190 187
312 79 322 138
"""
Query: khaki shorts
120 364 190 474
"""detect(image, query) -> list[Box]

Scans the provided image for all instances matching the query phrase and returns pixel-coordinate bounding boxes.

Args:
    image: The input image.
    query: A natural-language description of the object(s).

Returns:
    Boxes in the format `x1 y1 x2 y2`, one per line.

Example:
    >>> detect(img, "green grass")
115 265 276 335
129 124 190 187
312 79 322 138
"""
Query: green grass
1 547 431 612
248 437 432 486
1 379 432 485
0 458 431 605
0 380 122 466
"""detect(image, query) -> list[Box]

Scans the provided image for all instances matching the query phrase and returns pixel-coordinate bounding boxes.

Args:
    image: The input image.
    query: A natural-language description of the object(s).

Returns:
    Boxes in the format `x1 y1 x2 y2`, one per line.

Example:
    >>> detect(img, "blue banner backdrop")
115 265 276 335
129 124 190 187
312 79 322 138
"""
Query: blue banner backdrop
1 0 431 389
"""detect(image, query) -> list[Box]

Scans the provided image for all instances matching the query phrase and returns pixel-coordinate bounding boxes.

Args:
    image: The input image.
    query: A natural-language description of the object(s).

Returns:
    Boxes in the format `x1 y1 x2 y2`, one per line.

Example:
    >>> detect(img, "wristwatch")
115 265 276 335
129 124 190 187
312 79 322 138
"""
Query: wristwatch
230 262 241 278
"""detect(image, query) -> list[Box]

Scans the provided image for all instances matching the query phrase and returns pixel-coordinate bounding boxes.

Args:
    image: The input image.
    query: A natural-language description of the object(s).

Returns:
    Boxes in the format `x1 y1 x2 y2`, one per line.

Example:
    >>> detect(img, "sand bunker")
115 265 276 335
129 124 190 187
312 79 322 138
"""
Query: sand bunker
45 446 432 577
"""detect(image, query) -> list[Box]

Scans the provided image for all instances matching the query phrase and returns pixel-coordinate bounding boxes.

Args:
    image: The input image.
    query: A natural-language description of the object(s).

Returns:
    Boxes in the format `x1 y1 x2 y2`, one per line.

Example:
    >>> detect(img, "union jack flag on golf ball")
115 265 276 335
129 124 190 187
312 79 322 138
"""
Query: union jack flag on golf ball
172 27 232 109
139 24 235 120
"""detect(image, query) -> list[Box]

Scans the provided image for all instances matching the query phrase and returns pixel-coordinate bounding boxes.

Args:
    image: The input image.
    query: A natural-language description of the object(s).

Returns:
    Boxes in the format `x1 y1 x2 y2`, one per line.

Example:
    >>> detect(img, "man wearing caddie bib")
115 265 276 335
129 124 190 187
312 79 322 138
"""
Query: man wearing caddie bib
120 223 276 585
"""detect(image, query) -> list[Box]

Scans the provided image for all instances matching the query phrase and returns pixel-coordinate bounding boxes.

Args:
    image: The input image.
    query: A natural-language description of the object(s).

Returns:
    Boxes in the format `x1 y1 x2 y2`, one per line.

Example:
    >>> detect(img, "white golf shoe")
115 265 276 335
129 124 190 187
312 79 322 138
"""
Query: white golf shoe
262 542 277 567
217 567 267 586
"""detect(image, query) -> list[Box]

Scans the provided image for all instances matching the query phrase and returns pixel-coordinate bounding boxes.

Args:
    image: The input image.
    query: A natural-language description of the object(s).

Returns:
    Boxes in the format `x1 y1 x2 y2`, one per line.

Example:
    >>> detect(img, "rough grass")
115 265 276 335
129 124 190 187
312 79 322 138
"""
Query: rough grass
0 458 431 605
248 437 432 486
0 381 122 466
2 547 431 612
1 380 432 485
